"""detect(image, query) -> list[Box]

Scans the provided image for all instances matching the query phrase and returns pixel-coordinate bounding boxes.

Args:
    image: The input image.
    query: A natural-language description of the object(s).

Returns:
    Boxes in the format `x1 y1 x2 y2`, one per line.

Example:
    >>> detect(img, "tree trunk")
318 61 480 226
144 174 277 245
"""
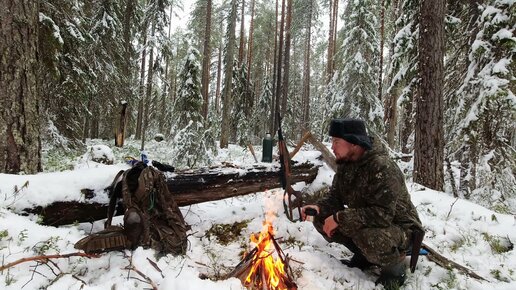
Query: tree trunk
273 0 286 133
247 0 256 84
0 0 41 174
301 1 312 134
378 0 385 101
215 39 223 114
238 0 246 65
220 0 238 148
120 0 136 139
135 20 148 140
82 97 92 143
384 0 400 149
400 96 414 158
115 102 128 147
141 21 156 151
201 0 212 119
280 0 292 118
159 7 174 133
122 0 135 101
24 162 320 226
269 0 279 134
331 0 338 71
414 0 445 190
326 0 338 83
90 102 99 139
326 0 334 83
384 88 399 149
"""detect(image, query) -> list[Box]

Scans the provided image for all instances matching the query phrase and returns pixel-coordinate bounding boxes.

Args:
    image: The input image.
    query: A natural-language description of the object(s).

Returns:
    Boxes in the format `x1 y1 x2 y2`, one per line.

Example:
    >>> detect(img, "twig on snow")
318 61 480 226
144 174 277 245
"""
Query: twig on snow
0 252 99 272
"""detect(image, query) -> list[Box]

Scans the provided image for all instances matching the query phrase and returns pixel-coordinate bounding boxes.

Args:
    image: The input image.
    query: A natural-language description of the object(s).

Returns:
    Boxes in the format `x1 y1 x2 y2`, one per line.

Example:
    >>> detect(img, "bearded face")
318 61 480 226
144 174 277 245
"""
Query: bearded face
331 137 354 163
331 137 367 163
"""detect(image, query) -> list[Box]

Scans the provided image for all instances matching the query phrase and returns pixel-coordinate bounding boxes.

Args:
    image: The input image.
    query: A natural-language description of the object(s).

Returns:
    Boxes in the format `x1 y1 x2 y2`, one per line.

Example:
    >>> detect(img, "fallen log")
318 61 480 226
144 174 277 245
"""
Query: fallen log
23 162 320 226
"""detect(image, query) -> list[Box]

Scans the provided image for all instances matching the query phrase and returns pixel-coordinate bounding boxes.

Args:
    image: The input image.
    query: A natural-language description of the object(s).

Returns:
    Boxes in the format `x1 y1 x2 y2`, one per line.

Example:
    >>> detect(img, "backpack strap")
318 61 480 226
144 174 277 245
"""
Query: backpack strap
121 162 147 209
105 170 125 228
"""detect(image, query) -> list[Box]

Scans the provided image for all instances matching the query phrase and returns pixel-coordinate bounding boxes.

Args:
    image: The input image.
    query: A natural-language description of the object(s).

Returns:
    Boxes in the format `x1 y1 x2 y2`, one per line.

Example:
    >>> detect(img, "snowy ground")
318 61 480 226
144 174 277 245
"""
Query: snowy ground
0 140 515 289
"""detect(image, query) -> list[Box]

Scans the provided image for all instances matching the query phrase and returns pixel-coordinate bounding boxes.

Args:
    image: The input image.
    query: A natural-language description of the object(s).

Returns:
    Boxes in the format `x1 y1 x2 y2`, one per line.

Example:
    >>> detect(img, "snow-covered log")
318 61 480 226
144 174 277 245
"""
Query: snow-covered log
23 162 320 226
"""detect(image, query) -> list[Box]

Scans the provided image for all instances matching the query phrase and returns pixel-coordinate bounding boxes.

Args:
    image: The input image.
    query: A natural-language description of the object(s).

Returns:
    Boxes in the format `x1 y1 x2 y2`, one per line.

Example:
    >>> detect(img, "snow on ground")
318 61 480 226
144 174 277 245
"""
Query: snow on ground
0 140 515 289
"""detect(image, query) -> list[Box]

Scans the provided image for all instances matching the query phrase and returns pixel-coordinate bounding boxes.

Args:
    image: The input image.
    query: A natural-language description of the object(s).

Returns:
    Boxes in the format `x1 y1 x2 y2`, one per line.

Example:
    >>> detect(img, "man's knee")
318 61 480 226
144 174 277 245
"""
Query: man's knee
352 227 408 267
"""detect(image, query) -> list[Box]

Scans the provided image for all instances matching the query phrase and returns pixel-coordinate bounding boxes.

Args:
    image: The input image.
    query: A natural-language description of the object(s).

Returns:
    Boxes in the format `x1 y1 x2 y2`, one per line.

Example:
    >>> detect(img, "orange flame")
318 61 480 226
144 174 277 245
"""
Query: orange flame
244 221 289 289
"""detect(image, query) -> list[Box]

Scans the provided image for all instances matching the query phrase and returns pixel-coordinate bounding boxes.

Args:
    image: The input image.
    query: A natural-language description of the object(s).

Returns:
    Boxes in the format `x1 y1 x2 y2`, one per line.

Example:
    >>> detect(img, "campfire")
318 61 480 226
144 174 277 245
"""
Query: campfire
227 220 297 290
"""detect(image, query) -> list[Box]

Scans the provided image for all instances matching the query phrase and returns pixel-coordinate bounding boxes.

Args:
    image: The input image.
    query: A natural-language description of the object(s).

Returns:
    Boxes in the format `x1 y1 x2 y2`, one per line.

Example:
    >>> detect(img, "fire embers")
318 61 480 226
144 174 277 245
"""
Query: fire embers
228 222 297 290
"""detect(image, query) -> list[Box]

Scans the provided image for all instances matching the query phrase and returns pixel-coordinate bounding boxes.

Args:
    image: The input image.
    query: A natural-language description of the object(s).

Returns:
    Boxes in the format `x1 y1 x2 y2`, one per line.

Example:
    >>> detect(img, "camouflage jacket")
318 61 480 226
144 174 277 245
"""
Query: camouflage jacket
317 138 423 237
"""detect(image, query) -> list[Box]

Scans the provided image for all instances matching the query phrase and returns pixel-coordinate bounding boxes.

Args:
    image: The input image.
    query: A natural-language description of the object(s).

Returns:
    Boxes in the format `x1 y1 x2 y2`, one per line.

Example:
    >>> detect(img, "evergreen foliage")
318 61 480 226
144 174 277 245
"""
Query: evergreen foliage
39 0 96 143
330 0 383 134
446 0 515 209
234 64 254 145
188 0 208 51
170 46 215 168
384 0 419 153
253 77 273 138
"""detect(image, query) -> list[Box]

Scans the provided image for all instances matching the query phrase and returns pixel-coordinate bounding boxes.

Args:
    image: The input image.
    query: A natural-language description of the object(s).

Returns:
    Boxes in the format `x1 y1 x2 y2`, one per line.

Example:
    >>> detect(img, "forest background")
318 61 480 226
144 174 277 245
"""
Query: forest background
0 0 514 213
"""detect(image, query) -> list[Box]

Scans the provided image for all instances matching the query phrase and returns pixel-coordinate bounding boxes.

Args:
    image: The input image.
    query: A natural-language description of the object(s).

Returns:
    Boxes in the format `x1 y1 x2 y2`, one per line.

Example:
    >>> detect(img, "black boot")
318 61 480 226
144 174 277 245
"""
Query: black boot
340 253 374 270
375 261 407 290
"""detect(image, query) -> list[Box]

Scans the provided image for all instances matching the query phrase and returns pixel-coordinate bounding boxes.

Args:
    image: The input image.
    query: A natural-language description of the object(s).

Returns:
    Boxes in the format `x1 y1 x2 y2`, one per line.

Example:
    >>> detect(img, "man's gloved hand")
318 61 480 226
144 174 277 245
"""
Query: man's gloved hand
301 205 320 221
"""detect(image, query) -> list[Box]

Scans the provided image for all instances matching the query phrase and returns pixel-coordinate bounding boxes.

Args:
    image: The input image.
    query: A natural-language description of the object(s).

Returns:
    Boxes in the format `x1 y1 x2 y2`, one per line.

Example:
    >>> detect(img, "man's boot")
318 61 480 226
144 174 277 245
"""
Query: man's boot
375 261 407 290
340 253 375 270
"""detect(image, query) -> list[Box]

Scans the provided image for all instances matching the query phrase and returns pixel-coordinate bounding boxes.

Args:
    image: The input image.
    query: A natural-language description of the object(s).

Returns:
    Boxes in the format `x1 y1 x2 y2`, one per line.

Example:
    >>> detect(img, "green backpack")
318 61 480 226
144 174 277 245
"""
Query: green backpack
75 162 188 255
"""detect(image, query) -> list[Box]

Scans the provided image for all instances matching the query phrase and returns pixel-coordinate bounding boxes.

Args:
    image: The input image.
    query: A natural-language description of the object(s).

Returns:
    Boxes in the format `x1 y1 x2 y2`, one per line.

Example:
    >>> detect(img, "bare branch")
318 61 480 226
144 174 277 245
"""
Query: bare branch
125 265 158 290
446 198 459 220
0 252 100 272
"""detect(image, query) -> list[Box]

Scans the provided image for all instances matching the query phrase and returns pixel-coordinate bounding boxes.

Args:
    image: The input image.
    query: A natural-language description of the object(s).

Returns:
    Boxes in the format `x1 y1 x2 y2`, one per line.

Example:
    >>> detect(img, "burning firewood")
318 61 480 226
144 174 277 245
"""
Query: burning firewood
227 222 297 290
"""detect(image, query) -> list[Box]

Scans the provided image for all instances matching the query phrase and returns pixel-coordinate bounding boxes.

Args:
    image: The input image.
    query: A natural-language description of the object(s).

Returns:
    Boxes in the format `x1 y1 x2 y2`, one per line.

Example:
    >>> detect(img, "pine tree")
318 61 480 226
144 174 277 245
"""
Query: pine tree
414 0 445 191
0 0 41 174
189 0 209 51
246 1 276 107
300 0 314 134
220 0 238 148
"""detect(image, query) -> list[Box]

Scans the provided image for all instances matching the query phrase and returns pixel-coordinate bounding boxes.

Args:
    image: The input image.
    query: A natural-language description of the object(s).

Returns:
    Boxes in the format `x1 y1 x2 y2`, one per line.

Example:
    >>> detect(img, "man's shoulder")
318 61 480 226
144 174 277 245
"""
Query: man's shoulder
364 151 393 169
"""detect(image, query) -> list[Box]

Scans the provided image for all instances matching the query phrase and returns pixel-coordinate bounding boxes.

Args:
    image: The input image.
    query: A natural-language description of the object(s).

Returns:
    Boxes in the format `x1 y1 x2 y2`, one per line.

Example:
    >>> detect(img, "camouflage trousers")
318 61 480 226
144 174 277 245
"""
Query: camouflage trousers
313 216 409 267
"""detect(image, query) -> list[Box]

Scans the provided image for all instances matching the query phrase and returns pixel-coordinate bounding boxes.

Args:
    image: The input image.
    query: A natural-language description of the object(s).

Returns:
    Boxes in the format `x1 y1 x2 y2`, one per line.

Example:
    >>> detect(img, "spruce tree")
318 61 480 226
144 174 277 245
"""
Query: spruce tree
39 0 96 144
253 77 273 138
170 46 215 168
384 0 419 153
234 64 254 146
331 0 383 133
446 1 515 208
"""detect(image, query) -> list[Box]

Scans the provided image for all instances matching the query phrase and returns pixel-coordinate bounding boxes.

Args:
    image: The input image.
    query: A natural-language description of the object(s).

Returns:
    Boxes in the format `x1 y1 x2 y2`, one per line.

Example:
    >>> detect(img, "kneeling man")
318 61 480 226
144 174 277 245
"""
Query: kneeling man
302 118 424 289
